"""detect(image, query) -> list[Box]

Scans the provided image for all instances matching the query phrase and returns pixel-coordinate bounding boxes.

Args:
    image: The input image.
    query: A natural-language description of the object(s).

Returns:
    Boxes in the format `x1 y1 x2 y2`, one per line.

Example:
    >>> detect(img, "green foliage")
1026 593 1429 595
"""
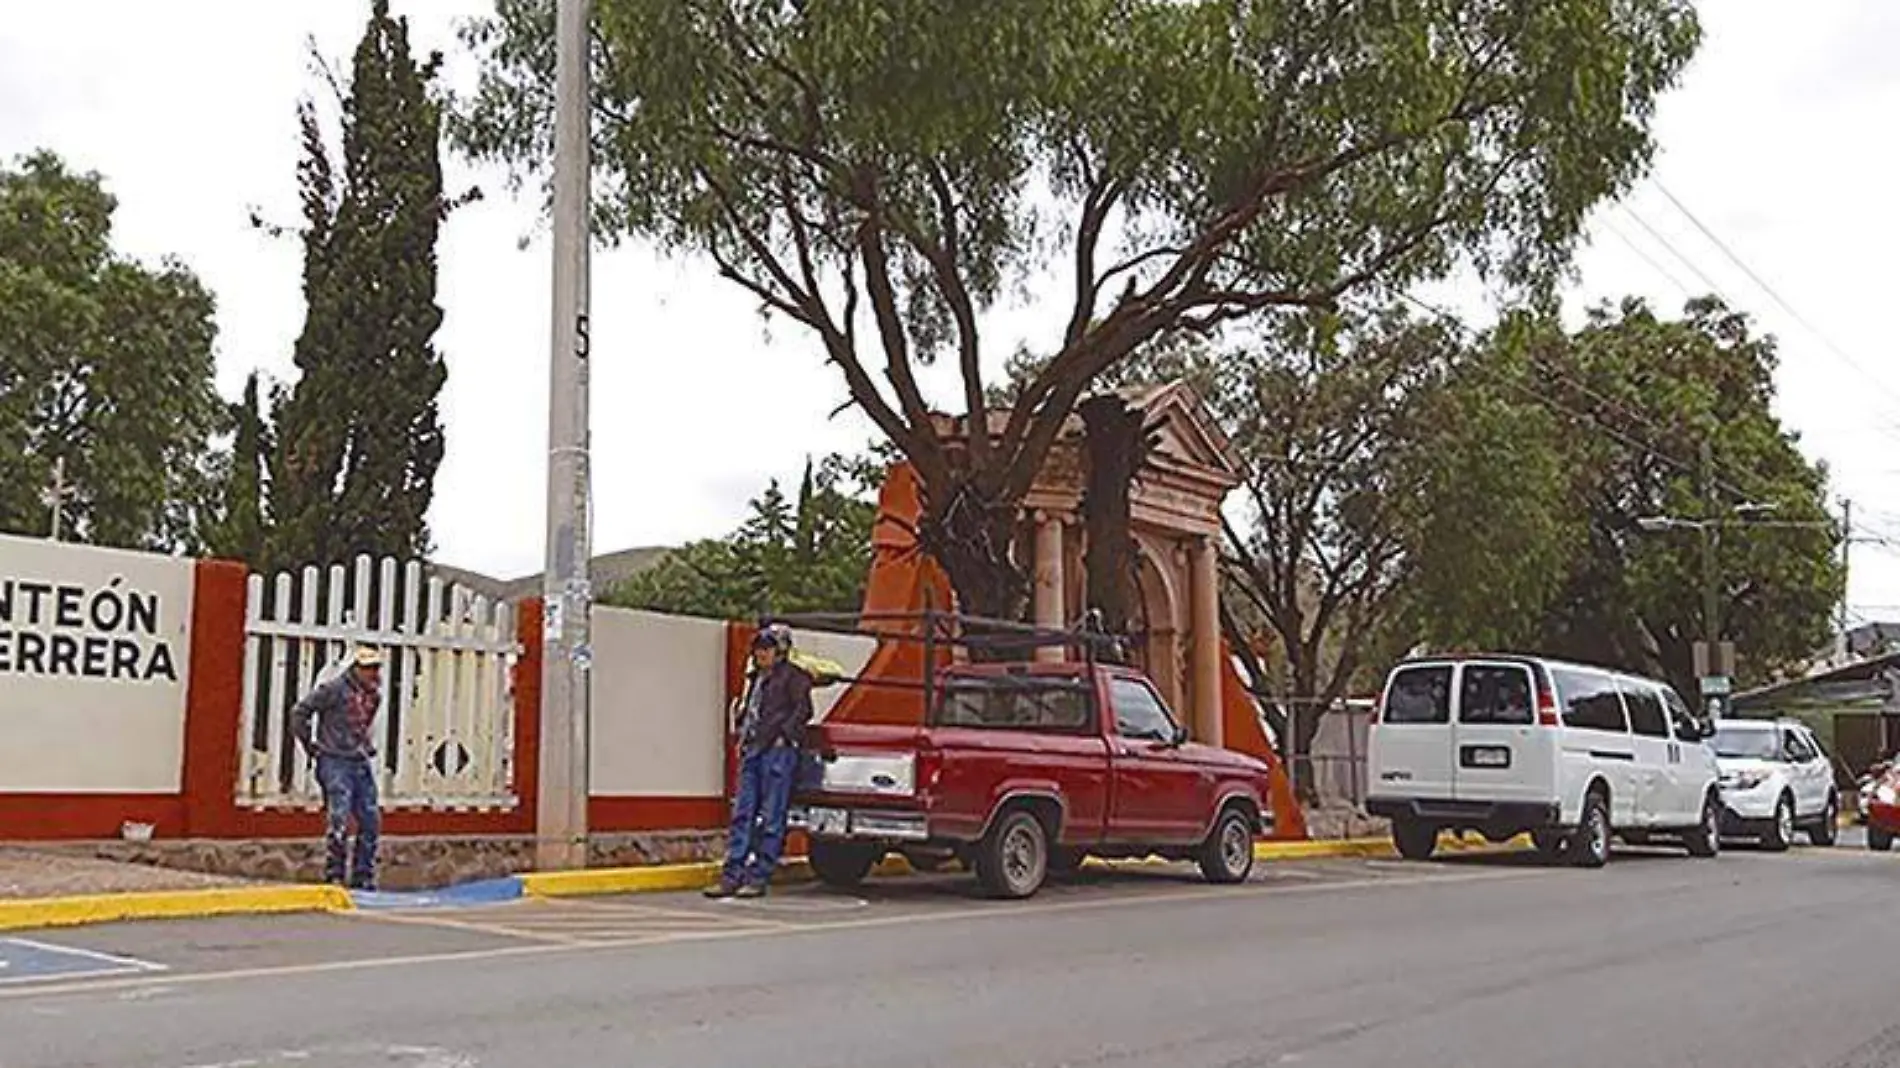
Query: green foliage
455 0 1701 620
204 373 270 565
604 453 882 619
1396 299 1843 700
0 151 225 551
266 0 462 572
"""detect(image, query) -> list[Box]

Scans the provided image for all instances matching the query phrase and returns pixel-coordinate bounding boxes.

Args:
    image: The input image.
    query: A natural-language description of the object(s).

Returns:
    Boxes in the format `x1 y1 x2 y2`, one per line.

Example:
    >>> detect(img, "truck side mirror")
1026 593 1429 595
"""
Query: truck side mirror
1171 724 1190 747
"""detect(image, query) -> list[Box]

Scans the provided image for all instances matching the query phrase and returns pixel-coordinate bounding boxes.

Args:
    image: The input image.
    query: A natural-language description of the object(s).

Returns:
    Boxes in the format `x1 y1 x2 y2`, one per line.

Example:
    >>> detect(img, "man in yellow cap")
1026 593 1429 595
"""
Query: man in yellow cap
292 646 385 890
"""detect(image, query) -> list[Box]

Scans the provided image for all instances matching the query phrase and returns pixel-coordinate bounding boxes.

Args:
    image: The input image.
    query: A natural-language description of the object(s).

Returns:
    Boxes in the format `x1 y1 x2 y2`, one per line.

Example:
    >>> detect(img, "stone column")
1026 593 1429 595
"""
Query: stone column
1189 534 1224 747
1032 512 1067 662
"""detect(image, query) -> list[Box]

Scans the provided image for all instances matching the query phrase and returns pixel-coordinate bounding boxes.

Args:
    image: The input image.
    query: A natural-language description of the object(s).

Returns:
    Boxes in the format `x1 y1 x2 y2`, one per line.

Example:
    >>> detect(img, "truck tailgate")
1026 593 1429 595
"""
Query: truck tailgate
802 723 927 804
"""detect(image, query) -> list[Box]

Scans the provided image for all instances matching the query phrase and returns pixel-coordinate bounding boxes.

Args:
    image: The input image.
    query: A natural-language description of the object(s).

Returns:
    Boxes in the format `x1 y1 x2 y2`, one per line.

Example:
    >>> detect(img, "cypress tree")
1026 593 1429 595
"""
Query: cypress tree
268 0 457 571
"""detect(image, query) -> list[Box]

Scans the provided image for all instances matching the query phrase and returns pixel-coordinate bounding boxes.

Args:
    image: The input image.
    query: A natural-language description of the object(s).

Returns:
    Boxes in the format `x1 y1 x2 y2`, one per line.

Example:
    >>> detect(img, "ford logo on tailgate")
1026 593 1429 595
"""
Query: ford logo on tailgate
871 773 898 789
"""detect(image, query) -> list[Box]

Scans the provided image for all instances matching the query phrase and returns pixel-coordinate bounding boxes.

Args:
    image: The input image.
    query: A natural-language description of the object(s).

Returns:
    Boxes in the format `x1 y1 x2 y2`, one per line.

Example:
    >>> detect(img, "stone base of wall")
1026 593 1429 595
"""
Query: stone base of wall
32 830 726 892
1301 805 1390 841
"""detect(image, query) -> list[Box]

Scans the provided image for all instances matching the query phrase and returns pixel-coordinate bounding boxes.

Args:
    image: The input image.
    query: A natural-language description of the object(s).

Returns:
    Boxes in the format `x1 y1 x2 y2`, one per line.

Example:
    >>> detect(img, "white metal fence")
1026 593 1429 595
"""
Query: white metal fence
237 555 521 811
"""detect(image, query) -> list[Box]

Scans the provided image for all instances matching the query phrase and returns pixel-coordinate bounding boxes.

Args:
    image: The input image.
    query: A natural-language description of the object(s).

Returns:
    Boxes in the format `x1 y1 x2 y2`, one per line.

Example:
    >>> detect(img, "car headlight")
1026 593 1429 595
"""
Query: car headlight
1726 770 1769 791
1877 784 1898 806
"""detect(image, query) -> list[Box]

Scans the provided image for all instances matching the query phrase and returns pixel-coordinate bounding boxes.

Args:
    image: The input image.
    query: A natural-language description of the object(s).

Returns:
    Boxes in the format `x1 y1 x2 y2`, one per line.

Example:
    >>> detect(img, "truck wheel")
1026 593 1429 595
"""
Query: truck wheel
1198 807 1256 884
976 810 1049 899
1392 819 1437 861
1870 825 1895 852
1762 793 1795 853
1808 795 1839 847
1569 790 1611 868
808 841 880 889
1684 792 1721 858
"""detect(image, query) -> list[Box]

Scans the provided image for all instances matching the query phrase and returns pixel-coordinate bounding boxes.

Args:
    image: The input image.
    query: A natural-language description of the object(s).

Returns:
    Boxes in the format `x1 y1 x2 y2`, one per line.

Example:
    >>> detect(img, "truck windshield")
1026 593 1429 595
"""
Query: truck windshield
936 676 1092 733
1712 727 1779 761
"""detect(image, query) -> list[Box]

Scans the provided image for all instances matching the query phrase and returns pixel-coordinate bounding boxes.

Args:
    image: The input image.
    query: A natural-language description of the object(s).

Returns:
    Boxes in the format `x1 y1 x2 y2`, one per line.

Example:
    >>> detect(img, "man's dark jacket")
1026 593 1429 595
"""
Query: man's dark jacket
745 659 813 753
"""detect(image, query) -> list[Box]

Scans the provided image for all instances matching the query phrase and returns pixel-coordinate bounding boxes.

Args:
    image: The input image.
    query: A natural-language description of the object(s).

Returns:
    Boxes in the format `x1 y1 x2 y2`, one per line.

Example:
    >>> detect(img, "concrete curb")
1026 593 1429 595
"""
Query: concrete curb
0 833 1530 931
0 884 353 933
520 834 1532 900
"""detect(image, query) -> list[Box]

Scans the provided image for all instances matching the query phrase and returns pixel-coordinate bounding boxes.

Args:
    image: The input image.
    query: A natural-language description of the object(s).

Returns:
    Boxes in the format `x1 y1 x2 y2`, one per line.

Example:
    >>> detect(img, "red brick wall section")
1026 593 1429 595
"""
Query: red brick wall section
181 559 248 837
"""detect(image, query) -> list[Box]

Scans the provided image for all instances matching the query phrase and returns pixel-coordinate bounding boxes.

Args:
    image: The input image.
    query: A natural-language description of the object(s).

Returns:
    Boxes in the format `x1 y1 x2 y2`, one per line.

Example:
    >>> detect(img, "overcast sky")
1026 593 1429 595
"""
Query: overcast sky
3 1 1898 623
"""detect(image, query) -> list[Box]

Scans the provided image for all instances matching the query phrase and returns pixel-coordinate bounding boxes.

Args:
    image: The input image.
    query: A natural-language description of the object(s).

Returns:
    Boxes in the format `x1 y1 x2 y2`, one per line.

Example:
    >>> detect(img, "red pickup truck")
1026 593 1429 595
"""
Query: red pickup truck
788 660 1273 898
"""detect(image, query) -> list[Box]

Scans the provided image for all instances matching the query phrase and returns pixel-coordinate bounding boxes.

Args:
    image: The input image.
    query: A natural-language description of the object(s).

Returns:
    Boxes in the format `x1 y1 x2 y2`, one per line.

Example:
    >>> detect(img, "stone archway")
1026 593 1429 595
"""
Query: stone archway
1131 531 1185 714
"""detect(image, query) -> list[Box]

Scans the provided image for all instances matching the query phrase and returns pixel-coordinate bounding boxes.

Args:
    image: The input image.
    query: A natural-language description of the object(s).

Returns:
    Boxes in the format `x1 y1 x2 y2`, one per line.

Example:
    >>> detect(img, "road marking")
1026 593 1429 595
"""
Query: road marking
0 937 167 987
0 865 1546 1002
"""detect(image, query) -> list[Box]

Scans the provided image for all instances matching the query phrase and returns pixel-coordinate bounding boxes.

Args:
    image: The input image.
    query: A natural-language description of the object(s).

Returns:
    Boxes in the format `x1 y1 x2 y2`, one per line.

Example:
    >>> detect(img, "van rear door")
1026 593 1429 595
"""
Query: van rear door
1371 663 1455 801
1451 661 1550 804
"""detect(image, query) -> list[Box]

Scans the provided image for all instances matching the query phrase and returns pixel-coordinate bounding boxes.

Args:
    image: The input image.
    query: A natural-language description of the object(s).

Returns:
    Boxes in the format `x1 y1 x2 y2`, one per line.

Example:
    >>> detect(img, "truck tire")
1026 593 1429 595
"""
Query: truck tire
1198 807 1256 884
1392 818 1437 861
1569 789 1611 868
808 841 880 889
975 809 1049 899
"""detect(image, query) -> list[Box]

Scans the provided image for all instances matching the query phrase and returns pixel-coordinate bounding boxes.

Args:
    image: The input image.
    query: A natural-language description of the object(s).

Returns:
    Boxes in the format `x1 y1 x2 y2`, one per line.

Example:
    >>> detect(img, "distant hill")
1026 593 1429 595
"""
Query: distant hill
427 546 672 604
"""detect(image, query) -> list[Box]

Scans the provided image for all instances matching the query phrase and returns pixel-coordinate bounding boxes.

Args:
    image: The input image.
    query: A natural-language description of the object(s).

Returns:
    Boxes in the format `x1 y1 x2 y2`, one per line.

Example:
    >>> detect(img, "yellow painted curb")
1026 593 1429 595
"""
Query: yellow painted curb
0 884 353 933
1254 832 1531 863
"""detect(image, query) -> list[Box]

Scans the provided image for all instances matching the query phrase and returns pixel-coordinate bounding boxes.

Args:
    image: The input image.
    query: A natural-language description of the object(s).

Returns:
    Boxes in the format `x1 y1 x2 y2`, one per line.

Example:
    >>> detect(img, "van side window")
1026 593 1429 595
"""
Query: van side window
1459 665 1533 725
1552 668 1628 733
1383 666 1452 725
1622 684 1669 738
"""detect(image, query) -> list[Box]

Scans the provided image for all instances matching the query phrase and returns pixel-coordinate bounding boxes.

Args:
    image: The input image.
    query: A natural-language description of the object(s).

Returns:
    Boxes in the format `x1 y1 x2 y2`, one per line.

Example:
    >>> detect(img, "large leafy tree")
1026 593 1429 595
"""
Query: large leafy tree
604 453 881 619
268 0 466 571
0 152 225 551
1397 299 1843 703
455 0 1701 621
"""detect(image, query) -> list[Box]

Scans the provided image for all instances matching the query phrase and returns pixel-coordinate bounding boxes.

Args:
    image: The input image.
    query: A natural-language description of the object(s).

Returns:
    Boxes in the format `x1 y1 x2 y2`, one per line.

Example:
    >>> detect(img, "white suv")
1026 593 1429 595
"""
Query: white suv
1367 655 1723 867
1710 719 1840 850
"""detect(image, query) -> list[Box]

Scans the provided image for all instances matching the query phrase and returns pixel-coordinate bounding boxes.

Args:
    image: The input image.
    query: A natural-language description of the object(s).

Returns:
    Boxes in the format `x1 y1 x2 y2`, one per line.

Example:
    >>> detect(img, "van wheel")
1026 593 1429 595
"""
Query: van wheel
1763 793 1795 852
809 841 881 888
1684 793 1721 858
1569 791 1611 868
975 810 1049 899
1808 795 1839 847
1198 807 1256 884
1870 825 1894 852
1392 819 1437 861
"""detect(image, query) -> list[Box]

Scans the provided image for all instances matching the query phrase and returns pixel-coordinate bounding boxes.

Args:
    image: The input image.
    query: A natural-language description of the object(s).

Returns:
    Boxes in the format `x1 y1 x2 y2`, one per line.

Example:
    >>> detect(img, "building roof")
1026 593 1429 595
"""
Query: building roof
1731 649 1900 713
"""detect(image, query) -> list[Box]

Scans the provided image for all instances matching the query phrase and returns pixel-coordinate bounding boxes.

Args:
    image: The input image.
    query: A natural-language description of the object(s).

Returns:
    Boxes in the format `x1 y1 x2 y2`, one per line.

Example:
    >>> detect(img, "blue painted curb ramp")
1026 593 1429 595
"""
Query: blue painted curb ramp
0 937 166 985
348 876 524 911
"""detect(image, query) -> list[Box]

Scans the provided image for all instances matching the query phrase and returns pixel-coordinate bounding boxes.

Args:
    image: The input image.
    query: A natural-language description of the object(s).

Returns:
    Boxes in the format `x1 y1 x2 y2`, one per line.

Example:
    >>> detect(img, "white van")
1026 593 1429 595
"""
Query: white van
1365 655 1722 867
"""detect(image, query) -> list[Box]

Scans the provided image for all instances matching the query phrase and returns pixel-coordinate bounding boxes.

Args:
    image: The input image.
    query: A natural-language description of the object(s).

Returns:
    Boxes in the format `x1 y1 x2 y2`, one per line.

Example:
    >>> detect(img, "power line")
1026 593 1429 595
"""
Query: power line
1619 205 1730 300
1597 213 1693 300
1651 180 1900 407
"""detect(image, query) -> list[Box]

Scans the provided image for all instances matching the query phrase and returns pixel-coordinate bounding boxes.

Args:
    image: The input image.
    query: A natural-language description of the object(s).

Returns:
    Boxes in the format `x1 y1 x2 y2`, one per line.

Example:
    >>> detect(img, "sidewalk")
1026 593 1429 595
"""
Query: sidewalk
0 846 249 900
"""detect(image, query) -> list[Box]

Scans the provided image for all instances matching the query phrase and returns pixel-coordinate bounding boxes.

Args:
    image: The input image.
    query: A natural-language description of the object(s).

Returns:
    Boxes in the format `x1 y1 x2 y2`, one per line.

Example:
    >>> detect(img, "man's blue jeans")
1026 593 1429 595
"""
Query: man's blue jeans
316 755 381 890
723 746 800 887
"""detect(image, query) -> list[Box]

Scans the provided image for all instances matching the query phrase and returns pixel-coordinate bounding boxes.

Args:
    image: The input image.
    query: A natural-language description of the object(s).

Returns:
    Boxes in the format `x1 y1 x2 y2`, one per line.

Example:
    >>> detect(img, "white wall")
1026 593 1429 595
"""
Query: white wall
0 535 195 793
588 607 880 798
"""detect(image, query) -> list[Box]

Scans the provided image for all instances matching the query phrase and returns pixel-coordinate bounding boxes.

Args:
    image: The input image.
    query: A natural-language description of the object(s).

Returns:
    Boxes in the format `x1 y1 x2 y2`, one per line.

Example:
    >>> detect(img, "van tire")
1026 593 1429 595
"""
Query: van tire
1198 807 1256 884
1569 790 1611 868
1393 819 1437 861
1762 793 1795 852
975 809 1049 899
1808 795 1839 847
1684 792 1721 858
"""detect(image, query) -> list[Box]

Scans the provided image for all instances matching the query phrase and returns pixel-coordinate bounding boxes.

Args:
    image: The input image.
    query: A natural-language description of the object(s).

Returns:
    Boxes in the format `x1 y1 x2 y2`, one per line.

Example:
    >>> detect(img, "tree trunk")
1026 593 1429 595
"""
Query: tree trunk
918 479 1031 650
1078 394 1151 638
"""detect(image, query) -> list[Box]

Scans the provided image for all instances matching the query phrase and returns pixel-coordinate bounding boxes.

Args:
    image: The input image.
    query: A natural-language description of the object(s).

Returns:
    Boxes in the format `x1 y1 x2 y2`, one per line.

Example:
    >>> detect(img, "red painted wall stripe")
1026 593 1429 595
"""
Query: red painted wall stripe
591 795 726 832
180 559 248 837
0 796 186 841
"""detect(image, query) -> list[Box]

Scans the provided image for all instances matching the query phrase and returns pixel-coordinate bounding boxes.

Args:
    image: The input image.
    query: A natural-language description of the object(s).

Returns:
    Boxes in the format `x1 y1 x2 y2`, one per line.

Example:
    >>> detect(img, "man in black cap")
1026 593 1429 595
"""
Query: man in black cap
706 623 812 898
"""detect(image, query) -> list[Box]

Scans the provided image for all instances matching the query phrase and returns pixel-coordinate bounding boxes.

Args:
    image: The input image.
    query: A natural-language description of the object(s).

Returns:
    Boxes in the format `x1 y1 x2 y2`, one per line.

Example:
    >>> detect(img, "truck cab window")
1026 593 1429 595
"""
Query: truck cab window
1110 678 1178 741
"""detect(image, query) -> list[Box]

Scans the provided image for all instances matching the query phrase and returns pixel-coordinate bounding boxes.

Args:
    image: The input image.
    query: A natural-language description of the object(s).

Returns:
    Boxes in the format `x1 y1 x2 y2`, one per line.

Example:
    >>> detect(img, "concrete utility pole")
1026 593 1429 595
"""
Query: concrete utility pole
537 0 593 872
1700 439 1720 659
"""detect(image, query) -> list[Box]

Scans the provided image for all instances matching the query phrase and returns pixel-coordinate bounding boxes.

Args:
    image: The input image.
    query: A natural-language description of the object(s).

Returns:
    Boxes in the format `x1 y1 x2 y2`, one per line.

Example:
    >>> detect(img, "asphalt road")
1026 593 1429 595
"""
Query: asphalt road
4 840 1898 1068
